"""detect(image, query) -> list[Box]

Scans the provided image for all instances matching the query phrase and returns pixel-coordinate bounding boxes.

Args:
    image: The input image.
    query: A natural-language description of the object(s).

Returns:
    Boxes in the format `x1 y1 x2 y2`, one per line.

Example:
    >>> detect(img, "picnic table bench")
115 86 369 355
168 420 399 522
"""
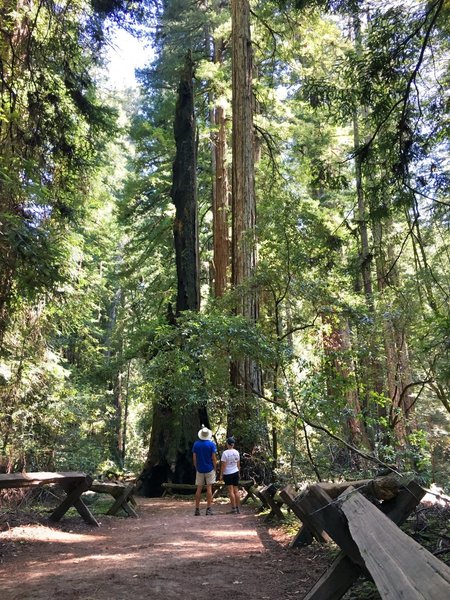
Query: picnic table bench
0 471 99 527
89 480 138 518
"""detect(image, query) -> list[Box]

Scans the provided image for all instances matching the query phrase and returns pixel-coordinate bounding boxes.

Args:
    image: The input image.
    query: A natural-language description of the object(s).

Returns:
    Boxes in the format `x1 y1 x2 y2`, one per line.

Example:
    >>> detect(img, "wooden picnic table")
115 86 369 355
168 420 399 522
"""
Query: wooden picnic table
0 471 99 527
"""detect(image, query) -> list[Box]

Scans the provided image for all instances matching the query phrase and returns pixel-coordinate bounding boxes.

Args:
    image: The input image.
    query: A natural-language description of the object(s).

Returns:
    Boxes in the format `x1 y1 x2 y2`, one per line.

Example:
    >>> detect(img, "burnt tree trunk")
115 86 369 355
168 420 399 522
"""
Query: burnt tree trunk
139 53 206 497
172 54 200 315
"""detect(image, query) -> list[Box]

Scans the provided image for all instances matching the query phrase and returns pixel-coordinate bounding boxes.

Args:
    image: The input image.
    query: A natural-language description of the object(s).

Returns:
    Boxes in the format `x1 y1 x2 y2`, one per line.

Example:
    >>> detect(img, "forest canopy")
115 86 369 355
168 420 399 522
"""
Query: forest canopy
0 0 449 494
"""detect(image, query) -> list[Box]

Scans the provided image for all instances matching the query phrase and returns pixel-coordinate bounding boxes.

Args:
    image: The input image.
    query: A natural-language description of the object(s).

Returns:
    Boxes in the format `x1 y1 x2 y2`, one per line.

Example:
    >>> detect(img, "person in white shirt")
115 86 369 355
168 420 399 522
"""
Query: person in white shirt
219 436 241 514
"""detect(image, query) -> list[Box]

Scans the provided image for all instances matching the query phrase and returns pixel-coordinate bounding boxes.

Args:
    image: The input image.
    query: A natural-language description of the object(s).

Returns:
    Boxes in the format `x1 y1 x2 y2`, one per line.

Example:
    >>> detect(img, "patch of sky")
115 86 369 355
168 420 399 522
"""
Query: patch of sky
102 27 154 90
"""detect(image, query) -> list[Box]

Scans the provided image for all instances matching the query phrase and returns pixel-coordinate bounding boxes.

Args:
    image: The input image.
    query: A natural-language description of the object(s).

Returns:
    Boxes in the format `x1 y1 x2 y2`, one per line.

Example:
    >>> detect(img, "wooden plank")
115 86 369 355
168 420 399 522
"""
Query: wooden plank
90 481 138 518
313 479 372 500
72 497 101 526
241 483 260 505
341 489 450 600
252 486 270 508
280 486 330 546
291 526 314 547
303 553 364 600
303 480 425 600
161 480 253 495
161 482 220 492
378 480 425 524
0 471 99 526
308 473 406 501
297 485 366 568
259 484 284 520
215 479 254 499
90 481 128 494
0 472 87 489
120 497 139 518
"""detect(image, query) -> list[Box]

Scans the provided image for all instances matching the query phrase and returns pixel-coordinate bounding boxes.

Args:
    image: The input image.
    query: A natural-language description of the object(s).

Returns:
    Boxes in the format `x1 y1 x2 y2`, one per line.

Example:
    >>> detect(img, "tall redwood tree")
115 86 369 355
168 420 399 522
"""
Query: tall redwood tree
139 53 207 496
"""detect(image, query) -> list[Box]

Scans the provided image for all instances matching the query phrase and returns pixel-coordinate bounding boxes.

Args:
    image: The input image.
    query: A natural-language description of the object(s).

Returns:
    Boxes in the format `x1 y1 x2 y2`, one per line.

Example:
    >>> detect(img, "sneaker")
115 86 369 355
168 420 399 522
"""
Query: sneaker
205 507 214 516
227 507 237 514
194 508 200 516
236 507 241 514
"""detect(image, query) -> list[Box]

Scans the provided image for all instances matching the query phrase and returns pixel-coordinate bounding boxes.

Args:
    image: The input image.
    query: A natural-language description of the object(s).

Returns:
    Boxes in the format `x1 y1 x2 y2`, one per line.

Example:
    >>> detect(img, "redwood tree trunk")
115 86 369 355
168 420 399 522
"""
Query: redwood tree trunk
231 0 256 309
172 53 200 314
373 218 415 445
211 25 230 298
321 310 371 452
139 53 205 496
229 0 267 463
213 96 230 297
0 1 30 346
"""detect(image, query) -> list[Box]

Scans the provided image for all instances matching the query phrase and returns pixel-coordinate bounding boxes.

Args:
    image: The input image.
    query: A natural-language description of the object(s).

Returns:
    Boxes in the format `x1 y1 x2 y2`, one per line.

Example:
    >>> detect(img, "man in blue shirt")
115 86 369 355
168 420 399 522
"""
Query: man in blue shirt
192 425 217 516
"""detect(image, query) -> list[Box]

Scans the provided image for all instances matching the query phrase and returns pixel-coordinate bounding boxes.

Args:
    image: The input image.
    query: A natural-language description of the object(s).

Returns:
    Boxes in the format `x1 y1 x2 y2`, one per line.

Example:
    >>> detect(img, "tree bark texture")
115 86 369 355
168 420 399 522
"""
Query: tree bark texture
139 403 208 497
231 0 257 307
321 310 371 452
213 98 230 297
373 218 414 445
138 53 206 496
229 0 267 462
172 52 200 314
351 10 389 447
211 29 230 298
231 0 260 403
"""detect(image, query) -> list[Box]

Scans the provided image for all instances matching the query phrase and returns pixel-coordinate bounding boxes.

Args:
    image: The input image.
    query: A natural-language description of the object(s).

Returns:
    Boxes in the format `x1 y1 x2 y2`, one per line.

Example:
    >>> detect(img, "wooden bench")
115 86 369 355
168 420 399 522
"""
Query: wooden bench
0 471 99 527
161 480 254 500
89 481 138 518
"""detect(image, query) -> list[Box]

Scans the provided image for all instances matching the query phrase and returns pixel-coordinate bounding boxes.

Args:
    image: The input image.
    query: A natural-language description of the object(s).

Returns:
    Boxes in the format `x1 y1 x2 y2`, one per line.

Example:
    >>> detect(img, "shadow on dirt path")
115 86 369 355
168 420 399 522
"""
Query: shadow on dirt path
0 497 329 600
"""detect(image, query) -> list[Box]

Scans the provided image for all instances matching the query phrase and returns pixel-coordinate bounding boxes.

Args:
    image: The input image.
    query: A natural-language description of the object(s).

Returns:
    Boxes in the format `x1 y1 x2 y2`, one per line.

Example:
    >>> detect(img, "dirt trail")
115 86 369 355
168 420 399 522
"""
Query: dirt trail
0 497 329 600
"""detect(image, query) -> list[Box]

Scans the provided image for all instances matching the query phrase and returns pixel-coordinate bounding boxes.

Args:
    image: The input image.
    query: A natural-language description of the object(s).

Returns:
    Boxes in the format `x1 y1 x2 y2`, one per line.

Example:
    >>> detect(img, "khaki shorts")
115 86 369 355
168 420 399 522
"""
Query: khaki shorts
195 470 216 486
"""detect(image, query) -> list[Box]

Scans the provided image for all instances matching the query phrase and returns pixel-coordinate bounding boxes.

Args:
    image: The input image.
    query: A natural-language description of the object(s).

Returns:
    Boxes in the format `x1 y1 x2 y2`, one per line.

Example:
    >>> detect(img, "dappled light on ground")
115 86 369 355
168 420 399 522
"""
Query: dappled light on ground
0 524 101 544
0 498 328 600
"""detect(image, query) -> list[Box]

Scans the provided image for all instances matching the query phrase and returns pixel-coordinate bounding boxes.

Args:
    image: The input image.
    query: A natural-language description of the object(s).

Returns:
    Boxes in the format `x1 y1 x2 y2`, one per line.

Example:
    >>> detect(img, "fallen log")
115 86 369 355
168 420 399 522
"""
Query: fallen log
300 472 408 502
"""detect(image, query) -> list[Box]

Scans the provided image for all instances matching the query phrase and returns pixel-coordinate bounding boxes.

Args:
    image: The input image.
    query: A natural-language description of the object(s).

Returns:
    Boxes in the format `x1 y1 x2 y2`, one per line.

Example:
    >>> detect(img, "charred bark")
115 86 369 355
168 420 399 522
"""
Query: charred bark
172 52 200 315
138 53 206 496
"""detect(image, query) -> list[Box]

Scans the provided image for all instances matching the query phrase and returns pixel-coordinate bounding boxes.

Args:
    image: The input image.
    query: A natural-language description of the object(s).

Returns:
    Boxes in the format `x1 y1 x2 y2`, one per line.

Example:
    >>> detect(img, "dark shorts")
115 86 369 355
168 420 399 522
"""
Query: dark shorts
224 472 239 486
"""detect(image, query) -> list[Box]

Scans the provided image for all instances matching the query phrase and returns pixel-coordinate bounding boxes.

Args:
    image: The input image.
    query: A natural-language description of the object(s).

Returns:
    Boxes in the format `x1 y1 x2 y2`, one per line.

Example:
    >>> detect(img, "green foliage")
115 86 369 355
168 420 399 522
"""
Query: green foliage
140 311 277 413
0 0 119 342
1 0 449 493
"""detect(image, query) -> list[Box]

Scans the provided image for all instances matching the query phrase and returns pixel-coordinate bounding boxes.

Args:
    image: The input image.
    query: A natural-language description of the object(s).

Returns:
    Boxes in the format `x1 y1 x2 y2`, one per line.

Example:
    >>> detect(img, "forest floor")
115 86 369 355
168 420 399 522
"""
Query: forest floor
0 492 449 600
